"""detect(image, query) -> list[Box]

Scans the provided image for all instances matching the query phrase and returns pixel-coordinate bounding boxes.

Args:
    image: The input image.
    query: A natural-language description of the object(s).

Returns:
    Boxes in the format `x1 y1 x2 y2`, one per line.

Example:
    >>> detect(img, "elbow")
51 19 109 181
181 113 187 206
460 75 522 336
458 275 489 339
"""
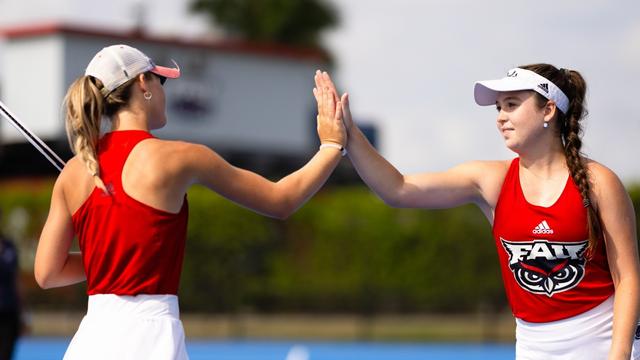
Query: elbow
34 268 53 289
376 180 409 208
268 196 298 220
272 203 295 220
34 260 58 289
265 189 298 219
382 196 403 208
380 192 407 208
275 212 292 220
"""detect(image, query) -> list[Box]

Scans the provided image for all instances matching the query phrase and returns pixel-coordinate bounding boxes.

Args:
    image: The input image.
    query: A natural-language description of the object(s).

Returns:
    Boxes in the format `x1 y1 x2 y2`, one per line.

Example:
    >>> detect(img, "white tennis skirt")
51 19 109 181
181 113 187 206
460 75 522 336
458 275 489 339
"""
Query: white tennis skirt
515 295 640 360
63 294 188 360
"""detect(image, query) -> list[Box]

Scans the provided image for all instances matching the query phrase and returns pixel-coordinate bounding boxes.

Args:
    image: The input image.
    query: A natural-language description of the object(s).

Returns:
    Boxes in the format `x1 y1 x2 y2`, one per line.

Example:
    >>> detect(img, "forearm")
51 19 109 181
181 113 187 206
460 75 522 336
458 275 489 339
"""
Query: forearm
36 252 86 289
273 147 343 218
346 126 405 206
609 277 640 359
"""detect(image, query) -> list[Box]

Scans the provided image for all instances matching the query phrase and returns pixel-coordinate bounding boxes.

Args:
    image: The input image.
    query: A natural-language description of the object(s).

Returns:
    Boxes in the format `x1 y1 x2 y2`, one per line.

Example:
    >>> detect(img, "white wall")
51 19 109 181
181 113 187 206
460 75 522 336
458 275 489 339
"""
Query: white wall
1 31 326 154
2 36 65 143
158 48 323 153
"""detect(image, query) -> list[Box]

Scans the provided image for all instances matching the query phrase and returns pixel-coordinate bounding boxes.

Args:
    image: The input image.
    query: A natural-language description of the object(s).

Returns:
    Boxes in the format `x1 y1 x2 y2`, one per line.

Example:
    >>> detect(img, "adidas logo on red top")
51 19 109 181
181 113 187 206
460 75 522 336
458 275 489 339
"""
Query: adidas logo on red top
532 220 554 234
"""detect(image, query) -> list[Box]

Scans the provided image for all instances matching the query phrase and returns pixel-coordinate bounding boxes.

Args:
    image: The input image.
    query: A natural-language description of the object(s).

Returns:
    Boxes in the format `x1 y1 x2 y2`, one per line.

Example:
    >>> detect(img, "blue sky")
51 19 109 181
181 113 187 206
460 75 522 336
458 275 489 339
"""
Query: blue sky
2 0 639 181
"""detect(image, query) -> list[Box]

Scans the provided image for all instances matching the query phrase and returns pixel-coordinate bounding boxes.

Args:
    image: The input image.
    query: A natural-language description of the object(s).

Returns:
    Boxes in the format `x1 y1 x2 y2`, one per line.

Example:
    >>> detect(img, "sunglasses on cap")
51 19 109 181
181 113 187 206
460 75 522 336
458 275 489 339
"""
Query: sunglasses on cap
156 74 167 85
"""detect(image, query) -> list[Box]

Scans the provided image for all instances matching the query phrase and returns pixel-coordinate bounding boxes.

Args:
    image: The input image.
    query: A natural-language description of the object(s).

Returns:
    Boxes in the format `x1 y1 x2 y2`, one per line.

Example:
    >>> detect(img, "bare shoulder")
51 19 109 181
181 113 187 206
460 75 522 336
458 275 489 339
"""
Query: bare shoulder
59 154 83 176
460 159 511 174
585 161 638 247
136 138 210 159
57 154 95 213
459 159 512 209
586 159 619 182
587 159 633 218
153 139 220 170
58 155 92 188
129 138 223 183
585 159 629 207
456 159 512 186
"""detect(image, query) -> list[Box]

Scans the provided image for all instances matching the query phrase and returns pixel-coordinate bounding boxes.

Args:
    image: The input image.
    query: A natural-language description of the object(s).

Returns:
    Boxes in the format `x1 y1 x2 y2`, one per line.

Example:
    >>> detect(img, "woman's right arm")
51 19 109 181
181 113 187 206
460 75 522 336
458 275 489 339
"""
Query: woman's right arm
318 73 501 211
183 144 343 219
179 76 346 219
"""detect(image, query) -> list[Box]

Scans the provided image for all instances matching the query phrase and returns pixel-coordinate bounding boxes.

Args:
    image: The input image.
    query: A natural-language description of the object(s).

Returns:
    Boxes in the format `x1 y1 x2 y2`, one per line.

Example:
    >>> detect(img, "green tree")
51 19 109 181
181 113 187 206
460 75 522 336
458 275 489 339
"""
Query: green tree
191 0 339 49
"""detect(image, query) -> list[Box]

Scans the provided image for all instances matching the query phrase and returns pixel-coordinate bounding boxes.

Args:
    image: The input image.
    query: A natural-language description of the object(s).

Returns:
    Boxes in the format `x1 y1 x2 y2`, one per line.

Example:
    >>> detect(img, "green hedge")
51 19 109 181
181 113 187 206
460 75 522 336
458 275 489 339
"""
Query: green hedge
3 180 639 313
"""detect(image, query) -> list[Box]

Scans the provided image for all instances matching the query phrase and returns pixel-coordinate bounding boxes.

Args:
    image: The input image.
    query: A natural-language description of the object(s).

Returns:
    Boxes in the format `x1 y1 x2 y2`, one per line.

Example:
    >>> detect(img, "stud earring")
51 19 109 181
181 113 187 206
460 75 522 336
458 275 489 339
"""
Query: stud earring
144 91 153 101
543 122 549 128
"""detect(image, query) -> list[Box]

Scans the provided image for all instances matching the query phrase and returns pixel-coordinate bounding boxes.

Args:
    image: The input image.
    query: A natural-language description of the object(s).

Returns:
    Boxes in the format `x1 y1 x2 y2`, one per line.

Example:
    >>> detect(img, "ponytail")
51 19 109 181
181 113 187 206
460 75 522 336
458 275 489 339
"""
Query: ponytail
520 64 602 256
63 76 107 191
63 74 142 192
558 69 602 257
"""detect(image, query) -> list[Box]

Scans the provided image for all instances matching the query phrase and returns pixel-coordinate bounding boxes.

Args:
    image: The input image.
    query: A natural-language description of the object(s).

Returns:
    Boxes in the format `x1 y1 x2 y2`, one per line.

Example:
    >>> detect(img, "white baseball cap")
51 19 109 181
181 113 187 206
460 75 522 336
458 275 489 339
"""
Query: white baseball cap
85 44 181 97
474 68 569 114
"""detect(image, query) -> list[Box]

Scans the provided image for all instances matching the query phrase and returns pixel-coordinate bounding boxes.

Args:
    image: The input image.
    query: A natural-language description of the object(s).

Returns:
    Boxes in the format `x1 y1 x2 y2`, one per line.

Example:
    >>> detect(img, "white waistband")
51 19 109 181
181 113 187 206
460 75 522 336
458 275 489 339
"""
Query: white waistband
87 294 180 320
516 296 613 342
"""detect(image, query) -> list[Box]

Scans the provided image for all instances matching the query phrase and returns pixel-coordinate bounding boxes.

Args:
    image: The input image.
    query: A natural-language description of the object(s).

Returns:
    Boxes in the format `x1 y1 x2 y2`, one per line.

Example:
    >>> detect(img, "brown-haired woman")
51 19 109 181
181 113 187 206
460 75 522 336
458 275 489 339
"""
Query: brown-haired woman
34 44 346 359
318 65 640 359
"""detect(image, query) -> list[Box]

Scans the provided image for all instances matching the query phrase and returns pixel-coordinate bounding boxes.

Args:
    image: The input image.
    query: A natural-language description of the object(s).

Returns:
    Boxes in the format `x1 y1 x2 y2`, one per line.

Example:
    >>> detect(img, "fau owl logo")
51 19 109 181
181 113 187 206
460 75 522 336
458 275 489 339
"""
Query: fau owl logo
501 239 588 297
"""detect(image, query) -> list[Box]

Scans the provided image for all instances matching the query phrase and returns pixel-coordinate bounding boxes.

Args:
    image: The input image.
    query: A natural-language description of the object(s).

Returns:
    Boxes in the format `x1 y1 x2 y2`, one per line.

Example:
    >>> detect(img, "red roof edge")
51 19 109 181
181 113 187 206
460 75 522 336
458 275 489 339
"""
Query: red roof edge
0 22 329 62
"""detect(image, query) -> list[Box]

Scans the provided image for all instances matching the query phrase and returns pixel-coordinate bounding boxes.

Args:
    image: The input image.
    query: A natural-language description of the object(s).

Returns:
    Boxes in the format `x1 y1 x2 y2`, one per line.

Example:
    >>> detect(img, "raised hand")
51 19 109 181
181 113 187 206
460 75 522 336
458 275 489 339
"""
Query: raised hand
314 71 355 135
340 92 354 134
313 70 346 148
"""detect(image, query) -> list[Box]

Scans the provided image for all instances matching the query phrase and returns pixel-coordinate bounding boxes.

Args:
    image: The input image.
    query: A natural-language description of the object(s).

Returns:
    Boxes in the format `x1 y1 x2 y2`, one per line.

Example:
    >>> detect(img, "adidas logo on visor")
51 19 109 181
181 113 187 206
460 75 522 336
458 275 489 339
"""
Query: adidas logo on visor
532 220 554 235
537 83 549 93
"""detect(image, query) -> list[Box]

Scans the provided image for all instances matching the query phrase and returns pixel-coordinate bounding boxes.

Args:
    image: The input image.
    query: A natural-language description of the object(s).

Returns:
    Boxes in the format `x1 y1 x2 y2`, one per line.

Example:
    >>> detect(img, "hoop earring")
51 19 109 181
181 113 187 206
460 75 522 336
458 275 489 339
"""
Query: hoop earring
144 91 153 101
543 122 549 128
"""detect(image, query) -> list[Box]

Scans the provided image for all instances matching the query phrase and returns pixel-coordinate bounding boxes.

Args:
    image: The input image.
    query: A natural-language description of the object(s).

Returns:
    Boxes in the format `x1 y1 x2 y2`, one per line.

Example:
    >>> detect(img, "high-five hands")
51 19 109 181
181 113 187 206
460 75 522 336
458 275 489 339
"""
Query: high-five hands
313 70 347 149
313 71 355 135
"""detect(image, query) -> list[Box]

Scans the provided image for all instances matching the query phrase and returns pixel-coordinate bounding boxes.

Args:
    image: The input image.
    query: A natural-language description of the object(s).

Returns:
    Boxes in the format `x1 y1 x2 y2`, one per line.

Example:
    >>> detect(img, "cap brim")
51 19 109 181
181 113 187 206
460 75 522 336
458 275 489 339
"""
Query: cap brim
473 78 531 106
150 59 180 79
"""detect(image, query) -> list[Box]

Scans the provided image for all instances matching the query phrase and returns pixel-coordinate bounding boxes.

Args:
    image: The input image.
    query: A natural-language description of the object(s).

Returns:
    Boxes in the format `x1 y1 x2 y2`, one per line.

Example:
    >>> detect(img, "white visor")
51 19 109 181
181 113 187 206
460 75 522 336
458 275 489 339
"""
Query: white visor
474 68 569 114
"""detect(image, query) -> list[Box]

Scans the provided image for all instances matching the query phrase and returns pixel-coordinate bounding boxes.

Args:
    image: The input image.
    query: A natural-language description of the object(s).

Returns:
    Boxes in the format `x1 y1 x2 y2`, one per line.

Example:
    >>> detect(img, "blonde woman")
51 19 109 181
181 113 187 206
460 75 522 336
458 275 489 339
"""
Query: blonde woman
34 44 346 359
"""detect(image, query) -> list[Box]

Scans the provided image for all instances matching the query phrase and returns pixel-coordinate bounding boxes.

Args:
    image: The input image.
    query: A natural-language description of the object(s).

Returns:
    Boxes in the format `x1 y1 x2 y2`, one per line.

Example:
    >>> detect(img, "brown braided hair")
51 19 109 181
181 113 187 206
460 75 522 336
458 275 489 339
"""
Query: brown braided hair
519 64 601 255
63 73 152 192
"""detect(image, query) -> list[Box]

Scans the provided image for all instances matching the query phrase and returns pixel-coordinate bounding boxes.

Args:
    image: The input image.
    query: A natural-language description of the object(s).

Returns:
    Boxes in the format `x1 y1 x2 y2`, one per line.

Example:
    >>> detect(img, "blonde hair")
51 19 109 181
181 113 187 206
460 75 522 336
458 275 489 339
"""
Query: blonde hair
63 74 145 191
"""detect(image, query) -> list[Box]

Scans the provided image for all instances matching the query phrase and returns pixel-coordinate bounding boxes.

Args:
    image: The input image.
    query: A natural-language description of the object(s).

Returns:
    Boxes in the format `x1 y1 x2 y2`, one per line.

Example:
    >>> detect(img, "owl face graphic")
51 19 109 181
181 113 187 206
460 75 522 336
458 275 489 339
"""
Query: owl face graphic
501 239 588 297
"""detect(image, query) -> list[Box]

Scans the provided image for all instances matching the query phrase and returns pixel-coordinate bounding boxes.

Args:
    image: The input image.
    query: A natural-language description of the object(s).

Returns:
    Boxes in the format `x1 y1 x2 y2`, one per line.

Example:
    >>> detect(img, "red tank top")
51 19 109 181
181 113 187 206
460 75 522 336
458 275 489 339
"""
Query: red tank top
72 130 188 295
492 158 613 322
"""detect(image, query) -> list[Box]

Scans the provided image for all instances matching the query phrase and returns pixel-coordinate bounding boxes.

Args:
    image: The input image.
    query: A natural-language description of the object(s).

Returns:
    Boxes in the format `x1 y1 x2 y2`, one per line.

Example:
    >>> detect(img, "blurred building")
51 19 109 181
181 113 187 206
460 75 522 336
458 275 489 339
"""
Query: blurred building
0 23 377 180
